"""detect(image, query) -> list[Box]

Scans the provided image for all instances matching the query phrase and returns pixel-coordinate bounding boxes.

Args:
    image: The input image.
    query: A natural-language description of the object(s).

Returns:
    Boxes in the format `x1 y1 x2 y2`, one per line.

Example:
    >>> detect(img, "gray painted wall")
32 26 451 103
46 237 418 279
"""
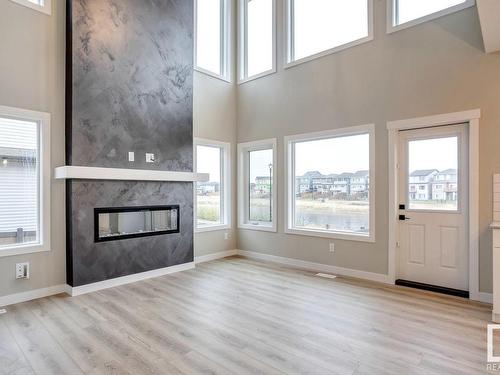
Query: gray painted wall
0 0 66 297
236 0 500 293
0 0 236 298
192 0 238 256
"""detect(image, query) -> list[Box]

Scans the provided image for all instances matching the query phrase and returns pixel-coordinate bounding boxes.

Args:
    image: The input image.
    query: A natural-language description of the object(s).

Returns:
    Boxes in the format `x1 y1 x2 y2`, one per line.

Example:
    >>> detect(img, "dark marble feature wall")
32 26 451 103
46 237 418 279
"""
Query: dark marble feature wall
66 0 194 286
68 181 193 286
69 0 193 171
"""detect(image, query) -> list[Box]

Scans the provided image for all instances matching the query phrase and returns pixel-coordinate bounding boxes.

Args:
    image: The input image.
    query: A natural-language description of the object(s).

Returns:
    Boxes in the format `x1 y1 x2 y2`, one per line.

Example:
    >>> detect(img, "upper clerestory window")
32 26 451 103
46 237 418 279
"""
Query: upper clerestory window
9 0 51 15
285 0 373 68
388 0 476 33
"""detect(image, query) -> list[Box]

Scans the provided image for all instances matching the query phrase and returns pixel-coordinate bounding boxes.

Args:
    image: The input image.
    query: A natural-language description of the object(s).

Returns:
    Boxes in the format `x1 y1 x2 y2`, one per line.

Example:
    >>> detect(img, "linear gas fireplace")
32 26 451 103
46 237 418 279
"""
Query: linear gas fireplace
94 205 180 243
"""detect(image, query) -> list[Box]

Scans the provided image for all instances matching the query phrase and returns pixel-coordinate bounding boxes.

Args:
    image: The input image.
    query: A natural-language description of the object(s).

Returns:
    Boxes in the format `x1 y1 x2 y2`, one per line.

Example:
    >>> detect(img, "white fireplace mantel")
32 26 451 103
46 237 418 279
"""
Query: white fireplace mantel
54 166 209 182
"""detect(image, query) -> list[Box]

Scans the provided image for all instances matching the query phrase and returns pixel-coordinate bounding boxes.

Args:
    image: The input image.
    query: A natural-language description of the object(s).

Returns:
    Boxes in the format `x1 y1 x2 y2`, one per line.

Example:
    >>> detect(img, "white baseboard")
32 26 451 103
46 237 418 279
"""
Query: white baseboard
0 284 68 308
195 249 238 264
477 292 493 304
67 262 195 297
237 249 392 284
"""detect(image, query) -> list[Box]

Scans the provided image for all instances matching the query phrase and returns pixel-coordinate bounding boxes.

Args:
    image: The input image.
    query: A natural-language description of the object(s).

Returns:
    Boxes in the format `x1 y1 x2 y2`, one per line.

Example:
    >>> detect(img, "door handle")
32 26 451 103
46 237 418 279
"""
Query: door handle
399 214 411 221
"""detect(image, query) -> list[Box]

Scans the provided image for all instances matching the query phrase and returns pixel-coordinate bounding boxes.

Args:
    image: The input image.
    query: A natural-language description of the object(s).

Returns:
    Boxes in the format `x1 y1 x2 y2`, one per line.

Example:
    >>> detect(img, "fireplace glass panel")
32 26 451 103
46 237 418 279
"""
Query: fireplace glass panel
96 206 179 242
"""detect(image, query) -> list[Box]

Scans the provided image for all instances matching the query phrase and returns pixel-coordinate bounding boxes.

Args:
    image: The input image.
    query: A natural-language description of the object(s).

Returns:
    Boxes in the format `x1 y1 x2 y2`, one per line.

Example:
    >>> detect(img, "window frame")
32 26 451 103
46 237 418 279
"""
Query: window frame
0 105 51 257
387 0 475 34
8 0 51 15
194 138 231 233
237 0 277 84
237 138 278 232
194 0 232 82
284 124 375 242
284 0 374 69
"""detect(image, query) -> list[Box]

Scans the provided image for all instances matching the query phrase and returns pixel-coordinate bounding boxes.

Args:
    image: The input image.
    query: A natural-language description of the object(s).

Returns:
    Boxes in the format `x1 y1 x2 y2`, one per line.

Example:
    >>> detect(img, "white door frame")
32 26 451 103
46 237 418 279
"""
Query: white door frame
387 109 482 302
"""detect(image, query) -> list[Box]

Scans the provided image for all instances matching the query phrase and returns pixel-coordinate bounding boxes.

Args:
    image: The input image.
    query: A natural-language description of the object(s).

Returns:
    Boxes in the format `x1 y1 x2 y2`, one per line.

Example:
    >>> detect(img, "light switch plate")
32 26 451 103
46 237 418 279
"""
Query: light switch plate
16 263 29 279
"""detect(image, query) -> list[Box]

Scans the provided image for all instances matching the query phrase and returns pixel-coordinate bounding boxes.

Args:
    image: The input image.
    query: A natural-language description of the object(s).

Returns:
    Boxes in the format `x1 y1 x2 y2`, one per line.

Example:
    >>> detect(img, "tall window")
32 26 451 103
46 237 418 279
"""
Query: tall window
0 106 50 257
238 139 277 232
286 0 372 65
389 0 475 32
9 0 51 15
285 125 374 241
195 0 230 81
238 0 276 82
195 139 231 231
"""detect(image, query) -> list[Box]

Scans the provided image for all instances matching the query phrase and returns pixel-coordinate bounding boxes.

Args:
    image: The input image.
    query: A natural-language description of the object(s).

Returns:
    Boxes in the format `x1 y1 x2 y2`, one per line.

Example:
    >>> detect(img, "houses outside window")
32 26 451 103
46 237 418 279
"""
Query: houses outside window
407 136 459 211
285 125 375 241
194 139 231 232
0 105 50 257
238 139 277 232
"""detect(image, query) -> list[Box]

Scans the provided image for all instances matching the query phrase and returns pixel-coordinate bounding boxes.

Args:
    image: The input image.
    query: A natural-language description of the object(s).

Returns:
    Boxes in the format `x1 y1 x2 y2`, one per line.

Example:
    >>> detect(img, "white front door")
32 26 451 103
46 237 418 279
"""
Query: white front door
398 124 469 291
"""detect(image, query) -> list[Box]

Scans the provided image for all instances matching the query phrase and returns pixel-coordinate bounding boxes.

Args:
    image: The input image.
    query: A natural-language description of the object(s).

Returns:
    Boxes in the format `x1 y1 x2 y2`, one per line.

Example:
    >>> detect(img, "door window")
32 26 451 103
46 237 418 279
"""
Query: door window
407 136 458 211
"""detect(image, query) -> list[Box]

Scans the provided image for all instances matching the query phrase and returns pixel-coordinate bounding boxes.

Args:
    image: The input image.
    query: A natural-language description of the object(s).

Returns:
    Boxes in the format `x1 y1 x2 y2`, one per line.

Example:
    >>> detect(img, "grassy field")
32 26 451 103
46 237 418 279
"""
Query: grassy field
197 195 221 223
196 195 369 220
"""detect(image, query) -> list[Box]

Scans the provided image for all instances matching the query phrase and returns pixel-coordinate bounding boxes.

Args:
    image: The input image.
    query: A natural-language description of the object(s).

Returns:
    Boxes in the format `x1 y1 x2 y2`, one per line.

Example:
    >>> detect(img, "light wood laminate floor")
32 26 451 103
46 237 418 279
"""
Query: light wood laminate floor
0 256 494 374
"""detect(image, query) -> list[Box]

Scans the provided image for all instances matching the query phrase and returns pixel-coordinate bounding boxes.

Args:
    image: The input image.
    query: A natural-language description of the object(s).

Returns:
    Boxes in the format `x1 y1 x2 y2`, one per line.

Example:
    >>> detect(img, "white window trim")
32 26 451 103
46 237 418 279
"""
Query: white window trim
387 0 475 34
0 105 51 258
8 0 51 15
237 0 277 84
284 0 374 69
237 138 277 232
194 138 231 233
194 0 232 83
284 124 375 242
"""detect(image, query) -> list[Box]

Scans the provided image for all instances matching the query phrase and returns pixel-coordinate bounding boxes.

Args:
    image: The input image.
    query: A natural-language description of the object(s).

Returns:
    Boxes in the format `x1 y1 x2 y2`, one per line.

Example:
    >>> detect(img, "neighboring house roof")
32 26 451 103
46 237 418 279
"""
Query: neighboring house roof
337 172 354 178
352 170 369 178
410 169 438 177
297 171 324 179
437 168 457 175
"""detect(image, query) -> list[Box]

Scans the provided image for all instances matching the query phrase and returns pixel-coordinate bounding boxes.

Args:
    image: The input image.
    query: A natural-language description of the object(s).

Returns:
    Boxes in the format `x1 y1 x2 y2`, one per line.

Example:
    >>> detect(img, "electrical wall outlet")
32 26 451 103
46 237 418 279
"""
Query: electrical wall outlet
15 263 29 279
128 152 135 162
224 232 230 240
146 153 155 163
329 243 335 253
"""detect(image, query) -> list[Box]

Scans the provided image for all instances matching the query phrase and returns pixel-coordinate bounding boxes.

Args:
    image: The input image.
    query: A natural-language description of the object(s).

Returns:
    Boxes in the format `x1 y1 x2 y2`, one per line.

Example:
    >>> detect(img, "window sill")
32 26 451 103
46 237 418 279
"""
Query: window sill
238 223 277 233
195 224 231 233
194 67 232 84
238 68 277 85
8 0 51 15
285 227 375 243
284 34 374 70
0 243 50 258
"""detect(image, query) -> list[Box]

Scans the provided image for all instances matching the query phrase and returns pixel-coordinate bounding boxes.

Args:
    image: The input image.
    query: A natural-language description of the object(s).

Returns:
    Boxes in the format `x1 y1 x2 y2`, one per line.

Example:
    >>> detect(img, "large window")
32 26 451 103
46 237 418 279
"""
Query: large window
285 125 375 241
238 139 277 232
285 0 372 66
389 0 475 32
195 0 230 81
238 0 276 82
195 139 231 231
0 105 50 257
9 0 51 15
